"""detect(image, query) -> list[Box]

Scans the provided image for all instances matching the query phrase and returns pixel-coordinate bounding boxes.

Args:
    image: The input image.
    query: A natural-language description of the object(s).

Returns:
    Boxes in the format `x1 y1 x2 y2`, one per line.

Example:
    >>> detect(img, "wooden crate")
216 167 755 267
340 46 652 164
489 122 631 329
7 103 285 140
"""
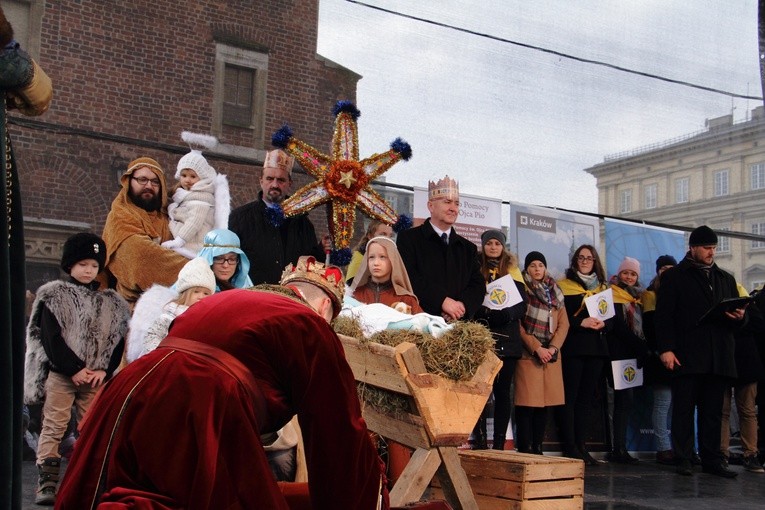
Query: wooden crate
430 450 584 510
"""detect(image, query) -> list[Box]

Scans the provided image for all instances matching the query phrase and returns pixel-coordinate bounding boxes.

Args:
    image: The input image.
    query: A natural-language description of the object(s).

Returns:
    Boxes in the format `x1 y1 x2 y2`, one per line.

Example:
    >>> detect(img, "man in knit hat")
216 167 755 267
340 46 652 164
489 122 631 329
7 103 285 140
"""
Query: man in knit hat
397 175 485 320
656 225 746 478
229 149 330 285
101 157 188 305
57 257 389 509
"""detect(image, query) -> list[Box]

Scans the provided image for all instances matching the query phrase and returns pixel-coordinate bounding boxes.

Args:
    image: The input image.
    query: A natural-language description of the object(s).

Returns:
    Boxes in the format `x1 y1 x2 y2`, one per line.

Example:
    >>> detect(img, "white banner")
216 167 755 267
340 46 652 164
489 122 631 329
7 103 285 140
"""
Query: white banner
413 186 502 247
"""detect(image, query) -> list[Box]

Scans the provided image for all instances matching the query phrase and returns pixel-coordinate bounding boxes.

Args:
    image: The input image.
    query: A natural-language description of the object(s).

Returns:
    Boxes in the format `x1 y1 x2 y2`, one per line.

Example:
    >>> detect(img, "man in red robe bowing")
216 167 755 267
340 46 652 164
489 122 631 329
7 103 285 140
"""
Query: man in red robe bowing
56 256 387 510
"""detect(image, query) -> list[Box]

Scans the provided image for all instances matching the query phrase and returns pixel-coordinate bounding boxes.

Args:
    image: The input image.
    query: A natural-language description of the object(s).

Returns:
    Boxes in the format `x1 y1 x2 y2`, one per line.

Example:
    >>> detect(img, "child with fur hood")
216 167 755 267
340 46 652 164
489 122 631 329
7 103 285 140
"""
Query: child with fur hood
162 131 230 259
23 233 130 505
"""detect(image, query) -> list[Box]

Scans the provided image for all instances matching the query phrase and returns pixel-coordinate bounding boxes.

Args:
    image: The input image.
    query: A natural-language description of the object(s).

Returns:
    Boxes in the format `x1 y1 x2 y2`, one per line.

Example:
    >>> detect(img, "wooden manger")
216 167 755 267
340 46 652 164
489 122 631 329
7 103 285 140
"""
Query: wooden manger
339 334 502 510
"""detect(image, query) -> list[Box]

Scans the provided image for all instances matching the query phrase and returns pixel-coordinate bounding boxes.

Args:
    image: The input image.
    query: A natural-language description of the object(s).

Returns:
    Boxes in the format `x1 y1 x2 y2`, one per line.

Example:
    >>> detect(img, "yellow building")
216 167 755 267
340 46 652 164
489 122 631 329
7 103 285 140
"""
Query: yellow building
585 107 765 291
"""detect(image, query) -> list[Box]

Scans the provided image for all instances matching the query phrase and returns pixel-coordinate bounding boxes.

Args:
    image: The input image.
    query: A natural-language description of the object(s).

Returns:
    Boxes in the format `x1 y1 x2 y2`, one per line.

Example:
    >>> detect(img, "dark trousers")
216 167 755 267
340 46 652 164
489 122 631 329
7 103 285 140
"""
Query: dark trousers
671 374 727 466
492 356 517 442
515 406 550 451
611 387 634 450
558 356 605 450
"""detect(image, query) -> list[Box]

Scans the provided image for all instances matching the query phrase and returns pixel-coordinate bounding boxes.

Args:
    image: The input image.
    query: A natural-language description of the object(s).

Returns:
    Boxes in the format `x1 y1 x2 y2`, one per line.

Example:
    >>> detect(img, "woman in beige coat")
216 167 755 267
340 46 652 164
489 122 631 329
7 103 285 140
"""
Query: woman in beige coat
515 251 569 454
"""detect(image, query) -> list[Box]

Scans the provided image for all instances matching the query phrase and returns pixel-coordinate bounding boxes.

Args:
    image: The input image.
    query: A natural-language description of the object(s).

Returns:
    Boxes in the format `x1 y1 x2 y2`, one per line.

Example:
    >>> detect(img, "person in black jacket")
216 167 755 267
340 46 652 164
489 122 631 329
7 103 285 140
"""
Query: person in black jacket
656 226 746 478
556 245 613 465
229 149 329 284
397 176 485 321
474 229 528 450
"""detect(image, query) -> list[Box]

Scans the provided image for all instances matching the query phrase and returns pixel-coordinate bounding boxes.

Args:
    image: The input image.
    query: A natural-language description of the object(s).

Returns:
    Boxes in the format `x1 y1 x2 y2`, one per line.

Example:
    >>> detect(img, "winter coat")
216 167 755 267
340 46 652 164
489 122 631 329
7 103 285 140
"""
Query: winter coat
474 279 528 359
557 278 612 358
516 279 569 408
641 289 672 386
396 219 485 319
24 280 130 404
228 193 325 285
167 174 230 258
655 255 741 378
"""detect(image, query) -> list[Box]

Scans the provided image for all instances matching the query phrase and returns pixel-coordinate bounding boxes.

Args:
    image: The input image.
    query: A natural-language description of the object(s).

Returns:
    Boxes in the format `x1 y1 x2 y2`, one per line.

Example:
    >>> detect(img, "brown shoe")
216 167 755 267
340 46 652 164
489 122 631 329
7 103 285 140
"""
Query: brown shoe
656 450 675 465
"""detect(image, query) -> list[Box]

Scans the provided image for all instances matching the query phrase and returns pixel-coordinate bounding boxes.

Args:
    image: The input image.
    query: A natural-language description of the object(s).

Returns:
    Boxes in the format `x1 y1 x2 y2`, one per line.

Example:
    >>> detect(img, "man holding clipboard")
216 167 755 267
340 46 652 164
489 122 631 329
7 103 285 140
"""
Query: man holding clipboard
656 226 747 479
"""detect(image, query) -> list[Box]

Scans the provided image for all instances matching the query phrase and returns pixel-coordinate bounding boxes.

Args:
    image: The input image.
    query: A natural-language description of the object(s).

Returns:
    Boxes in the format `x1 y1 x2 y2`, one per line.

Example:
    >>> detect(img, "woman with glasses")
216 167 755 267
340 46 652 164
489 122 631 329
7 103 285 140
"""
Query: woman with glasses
556 244 612 465
196 229 253 291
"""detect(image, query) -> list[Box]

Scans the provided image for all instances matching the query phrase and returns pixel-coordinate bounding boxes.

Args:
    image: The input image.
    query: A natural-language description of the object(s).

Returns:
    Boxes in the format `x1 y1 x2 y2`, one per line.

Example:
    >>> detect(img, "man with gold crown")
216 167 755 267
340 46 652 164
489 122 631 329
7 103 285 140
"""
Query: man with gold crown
229 149 330 285
56 255 389 509
397 176 485 321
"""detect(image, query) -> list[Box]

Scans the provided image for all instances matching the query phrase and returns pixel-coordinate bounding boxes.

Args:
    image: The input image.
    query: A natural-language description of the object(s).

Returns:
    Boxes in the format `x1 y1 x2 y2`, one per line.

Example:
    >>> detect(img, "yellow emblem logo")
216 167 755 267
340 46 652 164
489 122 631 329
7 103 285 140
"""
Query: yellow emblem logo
489 288 507 306
622 365 636 383
597 297 609 317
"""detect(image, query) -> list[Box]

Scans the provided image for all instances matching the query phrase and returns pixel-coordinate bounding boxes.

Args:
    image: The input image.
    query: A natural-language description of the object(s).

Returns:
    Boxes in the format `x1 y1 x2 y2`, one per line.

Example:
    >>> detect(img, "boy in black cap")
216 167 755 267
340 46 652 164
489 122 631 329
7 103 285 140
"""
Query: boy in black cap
23 233 130 504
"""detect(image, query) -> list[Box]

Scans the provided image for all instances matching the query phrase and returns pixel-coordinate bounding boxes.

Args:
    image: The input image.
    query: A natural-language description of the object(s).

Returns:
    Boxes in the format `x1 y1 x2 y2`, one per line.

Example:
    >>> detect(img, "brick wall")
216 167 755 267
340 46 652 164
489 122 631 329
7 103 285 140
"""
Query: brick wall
13 0 359 238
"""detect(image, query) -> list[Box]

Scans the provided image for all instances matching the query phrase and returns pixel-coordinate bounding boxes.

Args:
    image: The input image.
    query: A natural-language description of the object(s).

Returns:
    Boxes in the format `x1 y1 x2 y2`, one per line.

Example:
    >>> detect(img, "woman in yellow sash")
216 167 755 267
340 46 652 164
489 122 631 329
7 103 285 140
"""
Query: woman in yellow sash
557 245 611 465
607 257 650 463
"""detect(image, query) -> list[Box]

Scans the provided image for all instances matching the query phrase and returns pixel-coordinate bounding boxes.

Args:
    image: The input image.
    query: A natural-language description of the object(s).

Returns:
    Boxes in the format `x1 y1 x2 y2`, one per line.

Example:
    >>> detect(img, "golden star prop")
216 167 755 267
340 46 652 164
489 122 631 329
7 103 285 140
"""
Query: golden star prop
271 101 412 250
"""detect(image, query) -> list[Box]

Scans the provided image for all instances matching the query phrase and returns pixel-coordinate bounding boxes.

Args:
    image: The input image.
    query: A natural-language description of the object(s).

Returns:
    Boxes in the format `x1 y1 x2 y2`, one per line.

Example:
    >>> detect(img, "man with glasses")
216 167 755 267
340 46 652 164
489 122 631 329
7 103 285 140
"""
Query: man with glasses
397 175 485 321
102 157 188 305
229 149 330 285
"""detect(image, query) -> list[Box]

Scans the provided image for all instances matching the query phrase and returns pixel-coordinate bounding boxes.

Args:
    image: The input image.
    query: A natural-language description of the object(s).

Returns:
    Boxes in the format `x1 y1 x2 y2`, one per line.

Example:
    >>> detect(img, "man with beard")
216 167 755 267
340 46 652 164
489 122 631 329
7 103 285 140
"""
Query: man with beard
101 157 188 305
657 225 746 478
229 149 329 285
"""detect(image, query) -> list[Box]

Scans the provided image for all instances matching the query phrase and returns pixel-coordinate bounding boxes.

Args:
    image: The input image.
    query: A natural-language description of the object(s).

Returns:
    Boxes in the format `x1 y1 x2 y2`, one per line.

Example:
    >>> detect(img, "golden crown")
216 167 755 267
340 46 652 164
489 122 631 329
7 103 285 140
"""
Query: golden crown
280 256 345 313
428 175 459 201
263 149 295 176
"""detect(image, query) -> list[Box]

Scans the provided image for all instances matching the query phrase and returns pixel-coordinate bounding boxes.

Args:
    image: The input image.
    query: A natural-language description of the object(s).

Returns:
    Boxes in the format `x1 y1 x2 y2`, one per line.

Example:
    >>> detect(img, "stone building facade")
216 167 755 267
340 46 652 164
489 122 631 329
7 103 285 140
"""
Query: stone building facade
6 0 360 291
585 107 765 290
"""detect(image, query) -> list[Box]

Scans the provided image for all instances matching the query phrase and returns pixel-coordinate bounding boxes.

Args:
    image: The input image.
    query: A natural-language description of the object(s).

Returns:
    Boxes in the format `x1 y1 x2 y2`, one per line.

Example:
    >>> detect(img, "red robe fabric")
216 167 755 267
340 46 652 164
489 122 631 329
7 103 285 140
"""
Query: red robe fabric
56 289 386 510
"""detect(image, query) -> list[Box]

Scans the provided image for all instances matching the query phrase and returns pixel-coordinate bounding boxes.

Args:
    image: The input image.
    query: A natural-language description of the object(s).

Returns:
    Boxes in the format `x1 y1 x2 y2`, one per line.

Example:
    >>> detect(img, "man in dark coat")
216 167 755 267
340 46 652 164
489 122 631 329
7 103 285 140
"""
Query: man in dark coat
656 225 746 478
397 176 485 321
229 149 328 284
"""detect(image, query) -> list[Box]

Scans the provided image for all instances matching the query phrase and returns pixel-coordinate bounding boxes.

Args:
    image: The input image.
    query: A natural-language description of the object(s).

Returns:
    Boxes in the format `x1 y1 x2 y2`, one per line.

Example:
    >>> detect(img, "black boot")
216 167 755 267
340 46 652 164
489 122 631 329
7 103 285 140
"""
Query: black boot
578 443 605 466
469 417 488 450
35 457 60 505
492 435 506 450
532 443 543 455
608 407 638 464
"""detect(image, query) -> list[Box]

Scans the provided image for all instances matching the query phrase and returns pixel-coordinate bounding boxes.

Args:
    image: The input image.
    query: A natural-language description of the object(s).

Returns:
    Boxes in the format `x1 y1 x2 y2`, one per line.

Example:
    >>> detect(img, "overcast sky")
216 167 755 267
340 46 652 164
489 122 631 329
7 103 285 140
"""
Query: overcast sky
316 0 762 213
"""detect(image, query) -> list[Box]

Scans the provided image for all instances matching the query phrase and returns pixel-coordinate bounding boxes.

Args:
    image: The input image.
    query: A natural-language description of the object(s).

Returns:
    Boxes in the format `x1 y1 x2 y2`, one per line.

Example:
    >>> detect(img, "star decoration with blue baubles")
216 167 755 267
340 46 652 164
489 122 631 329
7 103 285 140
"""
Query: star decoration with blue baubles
272 100 412 263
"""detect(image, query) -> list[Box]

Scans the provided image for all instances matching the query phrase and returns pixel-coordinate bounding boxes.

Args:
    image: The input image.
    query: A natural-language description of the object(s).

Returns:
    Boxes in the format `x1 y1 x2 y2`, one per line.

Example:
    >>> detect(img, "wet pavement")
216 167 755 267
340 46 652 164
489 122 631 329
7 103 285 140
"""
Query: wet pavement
19 454 765 509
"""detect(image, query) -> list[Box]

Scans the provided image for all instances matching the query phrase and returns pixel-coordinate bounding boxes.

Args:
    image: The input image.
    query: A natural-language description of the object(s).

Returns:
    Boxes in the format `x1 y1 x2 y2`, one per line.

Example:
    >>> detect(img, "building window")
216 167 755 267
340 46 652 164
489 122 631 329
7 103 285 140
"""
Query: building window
753 223 765 249
716 226 730 253
619 189 632 214
644 184 657 209
714 170 729 197
213 43 268 147
751 163 765 190
675 177 689 204
223 65 255 127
